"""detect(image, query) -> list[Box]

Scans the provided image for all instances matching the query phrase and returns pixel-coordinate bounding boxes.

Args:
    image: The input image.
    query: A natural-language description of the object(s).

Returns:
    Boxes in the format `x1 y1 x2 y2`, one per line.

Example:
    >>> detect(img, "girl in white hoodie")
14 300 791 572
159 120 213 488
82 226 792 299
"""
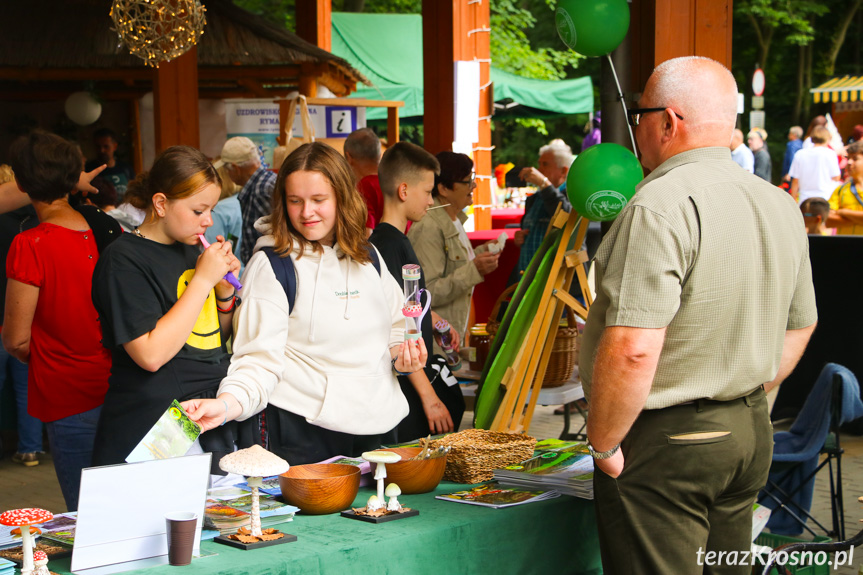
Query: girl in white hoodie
184 142 427 464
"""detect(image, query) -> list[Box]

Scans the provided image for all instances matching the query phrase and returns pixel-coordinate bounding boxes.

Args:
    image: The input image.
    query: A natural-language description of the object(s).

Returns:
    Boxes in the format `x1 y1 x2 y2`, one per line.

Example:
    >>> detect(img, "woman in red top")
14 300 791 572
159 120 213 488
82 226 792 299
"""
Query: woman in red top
3 131 117 512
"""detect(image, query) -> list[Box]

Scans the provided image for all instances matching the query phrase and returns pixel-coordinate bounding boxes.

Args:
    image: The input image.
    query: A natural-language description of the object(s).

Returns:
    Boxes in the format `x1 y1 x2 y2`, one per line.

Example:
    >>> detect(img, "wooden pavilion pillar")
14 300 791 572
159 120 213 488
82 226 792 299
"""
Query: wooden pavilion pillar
153 47 200 151
296 0 332 97
296 0 331 51
630 0 732 92
423 0 492 230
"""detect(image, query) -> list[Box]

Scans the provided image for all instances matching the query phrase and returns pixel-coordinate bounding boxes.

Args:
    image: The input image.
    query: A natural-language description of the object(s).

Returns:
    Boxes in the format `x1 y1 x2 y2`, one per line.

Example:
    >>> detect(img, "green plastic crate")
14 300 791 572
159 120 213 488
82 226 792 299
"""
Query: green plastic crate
753 532 834 575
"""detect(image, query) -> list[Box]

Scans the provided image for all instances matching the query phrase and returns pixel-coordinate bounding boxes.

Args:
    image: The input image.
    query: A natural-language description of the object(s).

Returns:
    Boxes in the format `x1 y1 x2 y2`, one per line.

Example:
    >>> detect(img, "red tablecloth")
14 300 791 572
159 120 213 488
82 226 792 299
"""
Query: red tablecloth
490 208 524 229
467 228 518 325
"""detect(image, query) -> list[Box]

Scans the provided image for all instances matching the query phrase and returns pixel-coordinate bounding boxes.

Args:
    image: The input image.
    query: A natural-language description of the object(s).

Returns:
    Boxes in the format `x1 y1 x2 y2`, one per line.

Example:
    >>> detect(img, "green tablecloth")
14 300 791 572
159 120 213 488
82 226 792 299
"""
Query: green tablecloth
52 482 602 575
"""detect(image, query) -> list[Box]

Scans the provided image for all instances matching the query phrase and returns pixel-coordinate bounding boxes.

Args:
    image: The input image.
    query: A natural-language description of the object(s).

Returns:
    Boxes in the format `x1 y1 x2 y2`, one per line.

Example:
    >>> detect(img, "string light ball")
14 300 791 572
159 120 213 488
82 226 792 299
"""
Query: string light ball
110 0 207 68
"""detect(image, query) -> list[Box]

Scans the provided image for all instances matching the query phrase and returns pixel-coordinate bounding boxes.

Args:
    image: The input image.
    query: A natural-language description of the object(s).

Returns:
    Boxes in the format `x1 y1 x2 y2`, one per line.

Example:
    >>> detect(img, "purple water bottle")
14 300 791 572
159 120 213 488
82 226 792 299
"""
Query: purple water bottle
433 319 462 371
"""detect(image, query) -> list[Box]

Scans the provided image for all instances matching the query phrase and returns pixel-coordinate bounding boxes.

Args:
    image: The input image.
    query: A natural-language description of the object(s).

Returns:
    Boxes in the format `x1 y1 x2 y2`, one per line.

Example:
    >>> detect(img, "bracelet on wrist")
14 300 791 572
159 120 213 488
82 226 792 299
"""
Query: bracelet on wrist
391 357 411 376
217 295 241 313
216 291 237 302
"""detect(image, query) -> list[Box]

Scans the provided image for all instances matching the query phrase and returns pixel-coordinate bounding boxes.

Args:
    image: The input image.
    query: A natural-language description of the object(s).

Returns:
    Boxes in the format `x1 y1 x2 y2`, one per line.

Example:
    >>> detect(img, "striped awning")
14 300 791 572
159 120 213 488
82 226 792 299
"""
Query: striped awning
811 76 863 103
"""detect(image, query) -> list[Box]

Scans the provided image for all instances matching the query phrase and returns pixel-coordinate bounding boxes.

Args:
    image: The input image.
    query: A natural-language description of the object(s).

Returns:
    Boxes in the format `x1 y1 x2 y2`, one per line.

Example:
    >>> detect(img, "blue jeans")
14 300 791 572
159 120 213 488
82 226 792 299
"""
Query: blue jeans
45 405 102 512
0 345 41 453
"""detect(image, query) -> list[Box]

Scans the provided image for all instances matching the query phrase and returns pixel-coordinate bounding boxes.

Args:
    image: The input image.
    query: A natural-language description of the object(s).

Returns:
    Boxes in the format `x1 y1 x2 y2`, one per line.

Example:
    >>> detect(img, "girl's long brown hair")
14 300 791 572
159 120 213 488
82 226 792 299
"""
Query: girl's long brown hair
271 142 370 263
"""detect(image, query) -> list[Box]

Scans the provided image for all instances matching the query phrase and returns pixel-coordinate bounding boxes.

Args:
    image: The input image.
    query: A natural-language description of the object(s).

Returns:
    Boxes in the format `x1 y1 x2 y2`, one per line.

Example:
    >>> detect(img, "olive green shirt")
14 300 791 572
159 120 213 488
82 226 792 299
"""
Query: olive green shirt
580 147 817 409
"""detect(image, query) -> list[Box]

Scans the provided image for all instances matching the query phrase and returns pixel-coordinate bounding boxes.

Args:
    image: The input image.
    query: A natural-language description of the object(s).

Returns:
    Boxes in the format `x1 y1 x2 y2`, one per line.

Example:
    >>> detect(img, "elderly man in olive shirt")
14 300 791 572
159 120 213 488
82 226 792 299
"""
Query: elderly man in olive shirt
580 56 817 575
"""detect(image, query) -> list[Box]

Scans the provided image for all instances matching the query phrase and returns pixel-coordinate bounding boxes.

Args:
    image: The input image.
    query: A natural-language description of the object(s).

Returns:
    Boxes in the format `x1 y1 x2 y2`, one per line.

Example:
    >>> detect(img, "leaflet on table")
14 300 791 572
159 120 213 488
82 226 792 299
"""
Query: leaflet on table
532 438 589 454
435 482 560 509
203 500 296 535
0 525 39 549
234 475 283 496
126 399 201 463
495 448 593 481
2 513 78 548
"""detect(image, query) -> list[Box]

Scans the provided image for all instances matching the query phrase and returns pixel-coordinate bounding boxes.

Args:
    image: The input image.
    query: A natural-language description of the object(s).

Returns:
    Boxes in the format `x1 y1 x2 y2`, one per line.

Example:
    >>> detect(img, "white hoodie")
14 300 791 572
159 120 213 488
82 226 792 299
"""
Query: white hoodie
218 217 408 435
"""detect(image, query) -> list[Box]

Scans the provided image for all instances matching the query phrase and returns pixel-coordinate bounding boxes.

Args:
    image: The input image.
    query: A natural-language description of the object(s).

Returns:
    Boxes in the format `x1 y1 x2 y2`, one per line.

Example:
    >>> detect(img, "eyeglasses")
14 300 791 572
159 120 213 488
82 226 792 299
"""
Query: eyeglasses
627 107 685 127
455 174 477 187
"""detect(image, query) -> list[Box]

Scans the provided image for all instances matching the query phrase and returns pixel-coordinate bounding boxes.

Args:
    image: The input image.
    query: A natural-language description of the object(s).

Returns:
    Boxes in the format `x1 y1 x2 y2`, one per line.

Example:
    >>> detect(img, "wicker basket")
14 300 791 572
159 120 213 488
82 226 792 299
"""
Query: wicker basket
429 429 537 483
486 285 580 388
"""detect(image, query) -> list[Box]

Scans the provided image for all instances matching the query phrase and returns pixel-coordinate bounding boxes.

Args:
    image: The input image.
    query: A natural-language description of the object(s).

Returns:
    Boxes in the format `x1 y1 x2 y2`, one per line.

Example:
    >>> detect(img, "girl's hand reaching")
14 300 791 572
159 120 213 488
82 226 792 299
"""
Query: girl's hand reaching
182 396 235 433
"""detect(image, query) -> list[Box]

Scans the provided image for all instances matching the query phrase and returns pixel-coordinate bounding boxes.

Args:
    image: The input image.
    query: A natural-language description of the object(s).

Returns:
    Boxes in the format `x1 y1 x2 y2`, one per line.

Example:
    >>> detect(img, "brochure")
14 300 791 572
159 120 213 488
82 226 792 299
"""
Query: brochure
126 400 201 463
435 482 560 509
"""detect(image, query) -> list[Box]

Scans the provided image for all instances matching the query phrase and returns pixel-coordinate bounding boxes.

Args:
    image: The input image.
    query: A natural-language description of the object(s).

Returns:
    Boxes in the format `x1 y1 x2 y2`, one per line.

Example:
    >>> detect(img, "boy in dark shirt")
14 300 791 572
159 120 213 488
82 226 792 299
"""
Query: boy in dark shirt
369 142 465 440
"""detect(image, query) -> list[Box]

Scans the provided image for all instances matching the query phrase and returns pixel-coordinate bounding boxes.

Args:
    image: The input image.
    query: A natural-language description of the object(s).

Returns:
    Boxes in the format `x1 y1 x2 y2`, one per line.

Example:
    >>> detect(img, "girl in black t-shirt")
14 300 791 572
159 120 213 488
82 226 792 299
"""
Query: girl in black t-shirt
91 146 243 471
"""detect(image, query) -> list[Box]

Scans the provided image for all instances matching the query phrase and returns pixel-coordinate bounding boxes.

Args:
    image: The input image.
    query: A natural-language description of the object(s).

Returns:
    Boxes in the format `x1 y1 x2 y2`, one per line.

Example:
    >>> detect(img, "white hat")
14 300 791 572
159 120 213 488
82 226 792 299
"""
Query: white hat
213 137 259 169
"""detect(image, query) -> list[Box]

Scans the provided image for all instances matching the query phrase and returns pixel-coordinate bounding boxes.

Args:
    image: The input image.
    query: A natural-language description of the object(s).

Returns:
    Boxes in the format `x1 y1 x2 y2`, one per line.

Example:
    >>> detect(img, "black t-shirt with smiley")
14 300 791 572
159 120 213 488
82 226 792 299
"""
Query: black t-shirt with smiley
91 233 233 469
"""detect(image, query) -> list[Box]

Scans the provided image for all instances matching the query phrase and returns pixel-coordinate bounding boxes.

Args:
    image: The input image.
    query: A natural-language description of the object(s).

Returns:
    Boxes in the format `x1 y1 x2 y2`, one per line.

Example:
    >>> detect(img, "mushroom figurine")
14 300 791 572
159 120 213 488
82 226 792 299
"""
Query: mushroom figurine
366 494 383 512
362 450 402 504
385 484 402 512
219 445 289 538
0 508 53 575
32 550 50 575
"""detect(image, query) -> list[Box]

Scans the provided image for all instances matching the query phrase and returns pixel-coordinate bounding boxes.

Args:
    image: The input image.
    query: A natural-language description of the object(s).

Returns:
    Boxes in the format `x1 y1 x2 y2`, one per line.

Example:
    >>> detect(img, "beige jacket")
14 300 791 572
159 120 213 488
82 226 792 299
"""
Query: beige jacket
407 198 487 355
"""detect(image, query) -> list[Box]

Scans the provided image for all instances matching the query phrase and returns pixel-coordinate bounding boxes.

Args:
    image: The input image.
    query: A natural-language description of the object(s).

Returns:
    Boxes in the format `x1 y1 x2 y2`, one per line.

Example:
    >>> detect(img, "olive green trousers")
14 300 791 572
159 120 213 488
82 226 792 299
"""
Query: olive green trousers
594 388 772 575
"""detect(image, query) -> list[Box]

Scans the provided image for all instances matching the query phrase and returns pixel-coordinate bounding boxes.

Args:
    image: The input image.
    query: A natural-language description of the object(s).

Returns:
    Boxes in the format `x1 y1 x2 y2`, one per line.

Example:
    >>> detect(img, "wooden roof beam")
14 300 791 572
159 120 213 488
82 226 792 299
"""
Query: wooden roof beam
237 78 270 98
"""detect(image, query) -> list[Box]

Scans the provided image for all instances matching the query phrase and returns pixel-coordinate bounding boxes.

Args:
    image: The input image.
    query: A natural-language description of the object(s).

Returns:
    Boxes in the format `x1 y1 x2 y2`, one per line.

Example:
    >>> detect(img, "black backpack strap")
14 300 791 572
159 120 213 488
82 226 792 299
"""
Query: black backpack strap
74 205 122 253
366 244 381 275
262 247 297 313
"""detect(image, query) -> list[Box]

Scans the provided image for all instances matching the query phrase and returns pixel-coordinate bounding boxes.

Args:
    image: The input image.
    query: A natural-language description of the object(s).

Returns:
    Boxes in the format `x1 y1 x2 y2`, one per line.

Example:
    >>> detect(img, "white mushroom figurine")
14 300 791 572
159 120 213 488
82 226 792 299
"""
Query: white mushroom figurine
0 508 53 575
32 550 50 575
385 483 402 511
219 445 289 537
366 494 383 512
362 450 402 504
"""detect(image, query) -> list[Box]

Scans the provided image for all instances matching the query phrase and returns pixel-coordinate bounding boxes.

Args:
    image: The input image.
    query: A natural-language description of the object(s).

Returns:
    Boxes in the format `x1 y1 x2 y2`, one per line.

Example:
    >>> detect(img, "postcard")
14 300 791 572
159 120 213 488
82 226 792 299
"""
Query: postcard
126 400 201 463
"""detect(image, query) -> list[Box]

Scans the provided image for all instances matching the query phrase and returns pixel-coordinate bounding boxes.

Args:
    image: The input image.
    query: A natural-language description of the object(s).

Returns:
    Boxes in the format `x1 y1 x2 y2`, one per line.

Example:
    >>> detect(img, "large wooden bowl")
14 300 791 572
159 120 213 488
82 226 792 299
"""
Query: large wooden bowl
279 463 361 515
375 447 447 494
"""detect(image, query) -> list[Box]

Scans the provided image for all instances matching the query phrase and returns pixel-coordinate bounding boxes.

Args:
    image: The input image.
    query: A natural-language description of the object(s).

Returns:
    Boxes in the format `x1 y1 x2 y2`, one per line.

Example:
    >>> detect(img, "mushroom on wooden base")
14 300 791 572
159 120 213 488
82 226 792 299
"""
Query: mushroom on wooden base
0 508 53 575
219 445 289 539
361 450 401 504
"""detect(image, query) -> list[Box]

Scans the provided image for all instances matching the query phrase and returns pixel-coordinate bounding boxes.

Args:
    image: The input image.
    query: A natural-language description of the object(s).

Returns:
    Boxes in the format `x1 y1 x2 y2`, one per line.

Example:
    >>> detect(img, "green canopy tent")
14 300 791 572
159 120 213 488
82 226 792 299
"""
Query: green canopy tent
330 12 593 121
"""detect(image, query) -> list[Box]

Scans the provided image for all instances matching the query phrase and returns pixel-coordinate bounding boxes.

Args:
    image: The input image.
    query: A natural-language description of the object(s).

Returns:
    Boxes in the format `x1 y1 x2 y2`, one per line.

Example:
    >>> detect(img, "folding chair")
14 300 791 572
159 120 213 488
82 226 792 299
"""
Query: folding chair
758 363 863 541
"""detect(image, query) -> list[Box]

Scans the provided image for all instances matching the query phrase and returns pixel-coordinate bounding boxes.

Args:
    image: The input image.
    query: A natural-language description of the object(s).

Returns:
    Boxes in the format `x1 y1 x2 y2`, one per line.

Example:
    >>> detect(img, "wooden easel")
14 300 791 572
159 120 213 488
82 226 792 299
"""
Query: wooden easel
490 208 591 434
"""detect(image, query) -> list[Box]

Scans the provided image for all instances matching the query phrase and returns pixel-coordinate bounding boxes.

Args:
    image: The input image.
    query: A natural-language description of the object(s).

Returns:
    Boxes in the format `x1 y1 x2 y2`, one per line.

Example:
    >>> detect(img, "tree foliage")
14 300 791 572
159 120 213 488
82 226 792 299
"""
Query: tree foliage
231 0 591 165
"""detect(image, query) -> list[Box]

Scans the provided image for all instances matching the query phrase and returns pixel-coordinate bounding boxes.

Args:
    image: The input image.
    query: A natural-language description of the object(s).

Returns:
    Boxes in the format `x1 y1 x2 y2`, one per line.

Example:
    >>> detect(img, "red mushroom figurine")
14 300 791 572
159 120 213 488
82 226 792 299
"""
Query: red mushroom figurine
32 550 50 575
0 508 53 575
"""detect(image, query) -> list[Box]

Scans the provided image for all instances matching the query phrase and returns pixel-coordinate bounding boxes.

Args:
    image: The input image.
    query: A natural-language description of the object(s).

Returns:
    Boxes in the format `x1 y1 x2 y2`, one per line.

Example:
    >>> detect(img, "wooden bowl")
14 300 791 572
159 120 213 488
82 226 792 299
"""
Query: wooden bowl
375 447 447 494
278 463 361 515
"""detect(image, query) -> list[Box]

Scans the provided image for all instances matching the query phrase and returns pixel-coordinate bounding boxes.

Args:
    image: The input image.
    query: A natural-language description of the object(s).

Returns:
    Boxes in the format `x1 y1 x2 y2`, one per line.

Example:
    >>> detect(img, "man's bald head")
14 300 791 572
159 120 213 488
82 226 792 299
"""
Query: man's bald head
636 57 739 169
648 57 738 143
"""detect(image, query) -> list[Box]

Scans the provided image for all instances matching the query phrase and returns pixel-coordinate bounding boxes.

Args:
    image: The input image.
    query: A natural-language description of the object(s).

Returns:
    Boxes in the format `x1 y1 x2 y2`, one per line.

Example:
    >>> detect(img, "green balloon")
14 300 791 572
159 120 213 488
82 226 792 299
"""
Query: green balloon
556 0 630 57
566 143 643 221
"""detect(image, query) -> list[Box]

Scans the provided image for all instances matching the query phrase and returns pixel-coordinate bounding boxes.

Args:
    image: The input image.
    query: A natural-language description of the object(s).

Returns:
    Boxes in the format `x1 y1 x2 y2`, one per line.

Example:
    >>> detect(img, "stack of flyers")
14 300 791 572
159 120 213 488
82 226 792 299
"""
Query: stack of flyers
233 476 282 497
0 557 14 575
39 513 78 546
494 441 594 499
203 494 298 535
435 482 560 509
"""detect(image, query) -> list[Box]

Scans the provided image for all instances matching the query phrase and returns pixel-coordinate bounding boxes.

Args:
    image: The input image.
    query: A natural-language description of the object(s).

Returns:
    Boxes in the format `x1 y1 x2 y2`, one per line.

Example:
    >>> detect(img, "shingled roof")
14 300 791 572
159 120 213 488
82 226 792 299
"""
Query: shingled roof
0 0 368 97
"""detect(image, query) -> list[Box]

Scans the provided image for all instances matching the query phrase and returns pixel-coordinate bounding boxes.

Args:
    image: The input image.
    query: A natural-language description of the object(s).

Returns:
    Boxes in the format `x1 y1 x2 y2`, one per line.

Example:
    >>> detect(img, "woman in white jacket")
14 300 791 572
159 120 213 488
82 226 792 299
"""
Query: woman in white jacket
184 142 427 464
